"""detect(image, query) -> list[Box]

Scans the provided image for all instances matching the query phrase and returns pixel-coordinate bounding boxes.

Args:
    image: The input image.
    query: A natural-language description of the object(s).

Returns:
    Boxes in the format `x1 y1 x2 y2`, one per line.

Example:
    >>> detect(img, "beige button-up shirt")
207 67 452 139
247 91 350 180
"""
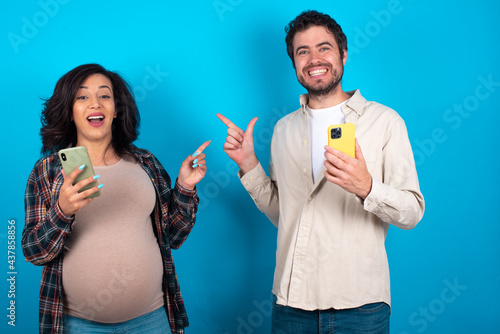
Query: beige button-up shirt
240 90 424 311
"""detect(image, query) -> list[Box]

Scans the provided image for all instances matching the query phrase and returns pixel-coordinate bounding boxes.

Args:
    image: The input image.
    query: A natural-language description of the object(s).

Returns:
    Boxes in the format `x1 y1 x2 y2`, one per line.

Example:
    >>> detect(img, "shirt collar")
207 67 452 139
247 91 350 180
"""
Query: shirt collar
131 146 152 163
344 90 366 116
299 89 366 116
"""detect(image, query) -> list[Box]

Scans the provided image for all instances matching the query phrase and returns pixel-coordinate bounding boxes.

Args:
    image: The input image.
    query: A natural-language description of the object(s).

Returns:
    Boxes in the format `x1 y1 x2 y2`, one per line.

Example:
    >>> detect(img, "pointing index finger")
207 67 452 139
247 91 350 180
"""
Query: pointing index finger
216 113 240 131
193 140 211 156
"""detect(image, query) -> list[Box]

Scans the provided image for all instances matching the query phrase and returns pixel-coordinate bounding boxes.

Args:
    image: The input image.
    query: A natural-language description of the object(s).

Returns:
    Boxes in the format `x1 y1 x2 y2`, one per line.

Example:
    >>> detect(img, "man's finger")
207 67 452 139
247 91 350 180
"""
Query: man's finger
217 113 241 131
245 117 259 138
226 135 242 148
324 145 342 160
223 142 239 151
227 127 244 142
324 145 350 163
324 148 348 171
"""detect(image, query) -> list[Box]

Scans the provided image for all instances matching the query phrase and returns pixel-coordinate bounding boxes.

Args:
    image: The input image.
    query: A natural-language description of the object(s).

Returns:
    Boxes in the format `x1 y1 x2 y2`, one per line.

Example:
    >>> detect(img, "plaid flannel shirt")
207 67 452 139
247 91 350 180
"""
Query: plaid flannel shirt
22 147 198 334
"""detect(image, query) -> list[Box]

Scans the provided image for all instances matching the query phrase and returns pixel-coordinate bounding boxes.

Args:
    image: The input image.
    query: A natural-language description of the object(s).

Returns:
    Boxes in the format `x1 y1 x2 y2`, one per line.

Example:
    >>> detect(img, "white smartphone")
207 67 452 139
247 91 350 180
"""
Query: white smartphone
58 146 100 198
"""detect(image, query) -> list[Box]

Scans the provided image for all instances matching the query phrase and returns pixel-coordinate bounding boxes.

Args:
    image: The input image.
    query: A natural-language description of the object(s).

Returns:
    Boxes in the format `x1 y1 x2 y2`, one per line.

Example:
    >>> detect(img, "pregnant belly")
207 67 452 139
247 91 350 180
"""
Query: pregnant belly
62 236 164 323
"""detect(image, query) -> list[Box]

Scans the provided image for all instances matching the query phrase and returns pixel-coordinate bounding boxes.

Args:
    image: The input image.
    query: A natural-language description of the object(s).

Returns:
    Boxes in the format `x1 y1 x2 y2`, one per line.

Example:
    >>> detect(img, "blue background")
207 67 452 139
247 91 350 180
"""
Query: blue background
1 0 499 333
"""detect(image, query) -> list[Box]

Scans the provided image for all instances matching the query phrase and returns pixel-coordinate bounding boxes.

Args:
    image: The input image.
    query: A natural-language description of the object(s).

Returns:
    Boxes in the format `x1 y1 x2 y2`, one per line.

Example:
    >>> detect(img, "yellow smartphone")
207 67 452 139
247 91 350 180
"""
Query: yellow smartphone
58 146 101 198
327 123 355 157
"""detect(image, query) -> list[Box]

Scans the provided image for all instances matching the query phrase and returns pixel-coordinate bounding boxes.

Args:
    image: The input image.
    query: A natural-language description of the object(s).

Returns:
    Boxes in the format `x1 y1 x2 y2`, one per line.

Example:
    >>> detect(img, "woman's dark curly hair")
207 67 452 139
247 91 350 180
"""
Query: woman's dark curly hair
285 10 348 66
40 64 140 158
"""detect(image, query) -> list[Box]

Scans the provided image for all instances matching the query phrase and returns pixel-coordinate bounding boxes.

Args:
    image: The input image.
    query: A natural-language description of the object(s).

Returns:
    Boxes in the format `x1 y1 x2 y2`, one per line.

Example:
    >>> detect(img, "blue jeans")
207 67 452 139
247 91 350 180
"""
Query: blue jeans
271 296 390 334
64 306 170 333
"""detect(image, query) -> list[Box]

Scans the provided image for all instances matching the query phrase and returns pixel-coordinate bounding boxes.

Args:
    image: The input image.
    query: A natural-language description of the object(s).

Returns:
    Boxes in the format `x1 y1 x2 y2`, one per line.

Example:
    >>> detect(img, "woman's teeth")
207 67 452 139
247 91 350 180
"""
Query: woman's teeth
88 116 104 123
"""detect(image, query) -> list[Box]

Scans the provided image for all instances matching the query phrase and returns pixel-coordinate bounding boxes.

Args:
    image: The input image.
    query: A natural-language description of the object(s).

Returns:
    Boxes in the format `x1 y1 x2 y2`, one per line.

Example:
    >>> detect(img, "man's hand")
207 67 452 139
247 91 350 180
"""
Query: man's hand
217 113 259 175
324 139 372 199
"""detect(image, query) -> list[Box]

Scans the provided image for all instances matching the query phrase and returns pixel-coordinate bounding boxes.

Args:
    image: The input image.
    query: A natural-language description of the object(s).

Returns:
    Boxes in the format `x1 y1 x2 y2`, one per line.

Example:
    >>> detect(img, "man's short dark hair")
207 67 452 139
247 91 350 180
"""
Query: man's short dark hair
285 10 348 65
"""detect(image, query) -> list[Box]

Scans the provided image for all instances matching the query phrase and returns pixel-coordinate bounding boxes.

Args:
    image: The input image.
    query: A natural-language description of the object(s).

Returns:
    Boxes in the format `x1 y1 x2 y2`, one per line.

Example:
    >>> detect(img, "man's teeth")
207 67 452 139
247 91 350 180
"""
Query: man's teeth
309 69 327 76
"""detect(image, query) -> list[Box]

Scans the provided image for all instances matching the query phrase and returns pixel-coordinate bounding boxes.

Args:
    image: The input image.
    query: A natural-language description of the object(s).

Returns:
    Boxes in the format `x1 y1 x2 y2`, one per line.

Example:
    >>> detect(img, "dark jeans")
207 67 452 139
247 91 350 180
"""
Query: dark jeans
271 295 390 334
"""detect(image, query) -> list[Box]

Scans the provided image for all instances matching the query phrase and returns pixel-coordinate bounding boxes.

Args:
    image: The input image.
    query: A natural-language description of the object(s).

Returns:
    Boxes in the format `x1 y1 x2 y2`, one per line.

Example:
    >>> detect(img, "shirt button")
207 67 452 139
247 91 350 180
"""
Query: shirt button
303 169 307 173
296 256 302 261
243 182 248 186
308 197 312 201
304 141 308 145
301 226 308 231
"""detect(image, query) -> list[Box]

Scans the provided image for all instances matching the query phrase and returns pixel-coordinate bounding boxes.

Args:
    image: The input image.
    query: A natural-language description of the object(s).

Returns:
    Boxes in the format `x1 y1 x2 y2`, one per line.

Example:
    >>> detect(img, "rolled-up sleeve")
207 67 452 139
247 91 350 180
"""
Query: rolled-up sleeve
363 117 425 229
239 162 280 227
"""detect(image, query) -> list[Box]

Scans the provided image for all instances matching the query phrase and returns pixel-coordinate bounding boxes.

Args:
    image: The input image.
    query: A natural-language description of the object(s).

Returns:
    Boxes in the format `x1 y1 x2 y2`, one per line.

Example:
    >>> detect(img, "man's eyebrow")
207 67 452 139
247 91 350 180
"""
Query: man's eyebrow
317 41 334 48
295 41 334 54
295 45 309 54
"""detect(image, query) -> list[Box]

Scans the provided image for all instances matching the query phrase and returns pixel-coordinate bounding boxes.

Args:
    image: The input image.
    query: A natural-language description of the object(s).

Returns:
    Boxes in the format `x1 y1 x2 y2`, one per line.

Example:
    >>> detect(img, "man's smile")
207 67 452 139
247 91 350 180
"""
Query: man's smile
308 68 328 77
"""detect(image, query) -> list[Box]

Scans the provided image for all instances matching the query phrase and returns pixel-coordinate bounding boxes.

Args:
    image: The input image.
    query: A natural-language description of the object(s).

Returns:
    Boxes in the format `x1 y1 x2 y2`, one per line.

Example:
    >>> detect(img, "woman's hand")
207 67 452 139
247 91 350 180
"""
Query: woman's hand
177 141 211 190
58 165 102 216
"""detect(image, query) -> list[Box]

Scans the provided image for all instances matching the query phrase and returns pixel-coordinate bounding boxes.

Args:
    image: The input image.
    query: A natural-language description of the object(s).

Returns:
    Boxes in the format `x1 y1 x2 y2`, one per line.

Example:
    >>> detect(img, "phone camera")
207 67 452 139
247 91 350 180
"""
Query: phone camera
331 127 342 139
61 153 67 161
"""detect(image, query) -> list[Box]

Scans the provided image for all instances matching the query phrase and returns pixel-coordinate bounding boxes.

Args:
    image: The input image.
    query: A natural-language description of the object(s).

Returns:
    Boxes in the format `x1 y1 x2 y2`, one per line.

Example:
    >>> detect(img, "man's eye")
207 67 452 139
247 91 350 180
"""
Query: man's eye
298 50 308 55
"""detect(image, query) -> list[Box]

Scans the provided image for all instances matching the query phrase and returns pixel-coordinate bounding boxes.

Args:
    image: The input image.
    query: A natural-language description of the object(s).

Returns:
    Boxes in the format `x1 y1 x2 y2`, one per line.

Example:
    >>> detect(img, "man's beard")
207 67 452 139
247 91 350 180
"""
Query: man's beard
298 65 344 98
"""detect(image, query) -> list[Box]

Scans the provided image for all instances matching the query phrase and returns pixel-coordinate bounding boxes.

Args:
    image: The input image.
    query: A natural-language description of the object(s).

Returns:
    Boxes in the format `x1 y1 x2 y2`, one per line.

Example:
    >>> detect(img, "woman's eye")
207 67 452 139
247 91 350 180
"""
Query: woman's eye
76 96 87 100
100 95 111 99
